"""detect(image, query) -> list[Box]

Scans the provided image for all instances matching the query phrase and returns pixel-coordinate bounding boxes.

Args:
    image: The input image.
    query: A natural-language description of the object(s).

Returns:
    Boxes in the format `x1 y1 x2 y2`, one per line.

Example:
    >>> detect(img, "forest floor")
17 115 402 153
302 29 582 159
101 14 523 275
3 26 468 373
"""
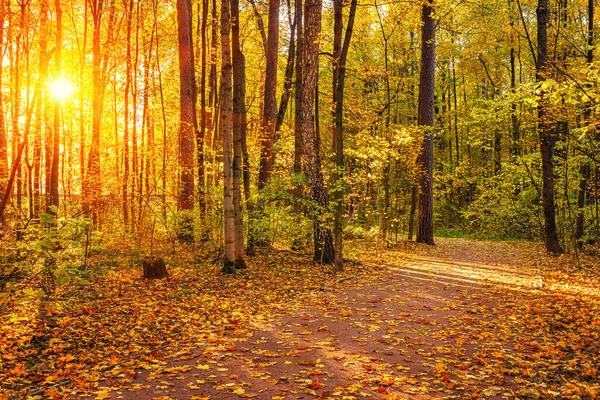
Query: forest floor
1 238 599 399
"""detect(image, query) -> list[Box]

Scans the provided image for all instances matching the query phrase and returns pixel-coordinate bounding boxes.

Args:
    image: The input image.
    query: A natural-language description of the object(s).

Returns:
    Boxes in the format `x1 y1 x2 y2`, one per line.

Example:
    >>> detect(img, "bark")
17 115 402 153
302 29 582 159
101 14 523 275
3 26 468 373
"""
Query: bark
79 1 88 188
142 257 168 279
49 0 62 211
35 0 51 218
408 184 418 241
207 0 218 152
199 0 208 213
221 0 236 273
85 0 105 226
302 0 334 264
332 0 357 271
536 0 563 254
416 0 435 245
123 0 133 229
176 0 197 242
293 0 303 206
258 0 280 189
576 0 594 245
231 0 246 267
0 0 7 197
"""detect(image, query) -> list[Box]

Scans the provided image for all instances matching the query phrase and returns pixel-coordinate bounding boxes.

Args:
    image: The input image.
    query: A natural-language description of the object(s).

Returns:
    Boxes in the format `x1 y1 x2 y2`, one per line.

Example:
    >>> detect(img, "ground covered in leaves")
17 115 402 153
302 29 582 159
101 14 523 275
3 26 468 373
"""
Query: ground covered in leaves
1 239 599 399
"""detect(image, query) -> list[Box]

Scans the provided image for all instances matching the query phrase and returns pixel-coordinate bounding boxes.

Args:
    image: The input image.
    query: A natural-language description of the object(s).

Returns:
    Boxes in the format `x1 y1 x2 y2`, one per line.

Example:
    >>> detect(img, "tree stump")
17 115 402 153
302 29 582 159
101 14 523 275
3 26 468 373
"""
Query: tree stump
143 257 168 279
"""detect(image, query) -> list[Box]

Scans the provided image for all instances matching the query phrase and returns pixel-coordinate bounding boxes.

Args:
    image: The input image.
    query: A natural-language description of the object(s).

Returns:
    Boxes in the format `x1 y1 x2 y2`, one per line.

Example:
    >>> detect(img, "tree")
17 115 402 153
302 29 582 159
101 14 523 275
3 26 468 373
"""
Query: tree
221 0 236 273
0 0 8 200
536 0 562 254
49 0 62 211
258 0 280 189
293 0 303 203
575 0 593 245
198 0 208 213
332 0 358 270
122 0 134 229
301 0 334 264
416 0 435 245
176 0 197 242
84 0 114 226
231 0 247 268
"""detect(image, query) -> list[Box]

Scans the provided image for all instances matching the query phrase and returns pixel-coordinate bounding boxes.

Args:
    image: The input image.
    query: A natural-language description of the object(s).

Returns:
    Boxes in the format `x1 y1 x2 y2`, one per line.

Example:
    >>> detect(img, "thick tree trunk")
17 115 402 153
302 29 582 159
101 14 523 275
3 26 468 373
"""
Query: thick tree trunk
536 0 563 254
258 0 280 189
302 0 334 264
176 0 197 242
416 0 435 245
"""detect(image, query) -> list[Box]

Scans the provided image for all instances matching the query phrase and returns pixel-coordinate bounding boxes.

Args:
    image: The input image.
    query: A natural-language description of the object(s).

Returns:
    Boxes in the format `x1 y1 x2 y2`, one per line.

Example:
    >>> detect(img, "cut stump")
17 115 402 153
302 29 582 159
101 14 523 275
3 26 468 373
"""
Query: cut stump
143 257 168 279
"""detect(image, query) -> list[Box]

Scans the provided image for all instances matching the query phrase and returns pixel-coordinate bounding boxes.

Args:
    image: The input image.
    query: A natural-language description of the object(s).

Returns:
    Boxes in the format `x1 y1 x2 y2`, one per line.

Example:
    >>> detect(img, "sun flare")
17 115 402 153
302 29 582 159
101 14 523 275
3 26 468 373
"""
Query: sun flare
48 78 73 101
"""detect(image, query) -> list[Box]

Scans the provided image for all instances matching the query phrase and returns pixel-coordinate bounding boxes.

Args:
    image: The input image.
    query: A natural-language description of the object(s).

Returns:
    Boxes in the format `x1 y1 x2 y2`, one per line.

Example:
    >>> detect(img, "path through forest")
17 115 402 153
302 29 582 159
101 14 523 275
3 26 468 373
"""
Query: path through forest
94 239 599 400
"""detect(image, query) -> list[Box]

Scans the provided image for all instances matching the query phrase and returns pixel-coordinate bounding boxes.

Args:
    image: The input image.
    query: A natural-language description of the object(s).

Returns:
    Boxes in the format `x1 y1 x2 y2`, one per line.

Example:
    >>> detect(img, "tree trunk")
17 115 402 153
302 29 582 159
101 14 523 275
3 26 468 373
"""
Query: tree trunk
0 0 7 199
332 0 358 271
35 0 51 218
293 0 304 205
231 0 247 268
258 0 280 189
221 0 236 273
49 0 62 211
123 0 134 230
408 184 418 241
536 0 563 254
416 0 435 245
85 0 105 226
576 0 594 245
176 0 197 242
199 0 208 214
302 0 334 264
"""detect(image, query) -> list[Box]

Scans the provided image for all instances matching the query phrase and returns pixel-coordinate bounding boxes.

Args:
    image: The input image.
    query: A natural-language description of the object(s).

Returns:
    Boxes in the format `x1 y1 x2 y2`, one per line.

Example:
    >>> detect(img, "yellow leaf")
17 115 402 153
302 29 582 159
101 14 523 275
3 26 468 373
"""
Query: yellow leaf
233 387 245 395
95 390 111 400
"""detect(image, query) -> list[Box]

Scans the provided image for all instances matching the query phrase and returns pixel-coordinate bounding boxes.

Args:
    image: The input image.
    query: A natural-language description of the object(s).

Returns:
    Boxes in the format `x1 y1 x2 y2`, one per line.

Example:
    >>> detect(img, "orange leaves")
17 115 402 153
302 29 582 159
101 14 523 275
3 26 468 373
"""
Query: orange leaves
307 375 324 389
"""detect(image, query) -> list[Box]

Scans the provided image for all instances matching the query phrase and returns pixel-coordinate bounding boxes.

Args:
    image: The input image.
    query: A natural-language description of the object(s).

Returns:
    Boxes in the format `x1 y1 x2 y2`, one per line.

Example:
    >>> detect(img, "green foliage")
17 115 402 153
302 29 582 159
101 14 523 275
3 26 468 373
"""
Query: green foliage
461 160 543 240
174 210 195 243
0 209 93 305
251 175 314 250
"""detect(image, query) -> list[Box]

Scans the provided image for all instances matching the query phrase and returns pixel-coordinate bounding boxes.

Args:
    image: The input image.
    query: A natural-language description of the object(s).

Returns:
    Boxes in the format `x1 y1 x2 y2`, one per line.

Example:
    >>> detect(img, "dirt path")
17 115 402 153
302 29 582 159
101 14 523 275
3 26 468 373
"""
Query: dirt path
92 238 595 400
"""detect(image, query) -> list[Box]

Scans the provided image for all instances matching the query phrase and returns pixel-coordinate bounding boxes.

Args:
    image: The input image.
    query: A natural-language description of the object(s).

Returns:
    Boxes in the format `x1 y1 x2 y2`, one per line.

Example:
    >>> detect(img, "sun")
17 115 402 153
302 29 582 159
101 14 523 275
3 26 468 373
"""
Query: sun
48 78 73 101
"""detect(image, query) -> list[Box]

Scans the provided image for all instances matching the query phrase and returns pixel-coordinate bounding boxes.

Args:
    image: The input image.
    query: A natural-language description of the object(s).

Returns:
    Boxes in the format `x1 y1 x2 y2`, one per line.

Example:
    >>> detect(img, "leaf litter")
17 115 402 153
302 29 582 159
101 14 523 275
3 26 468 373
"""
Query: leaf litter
1 239 599 399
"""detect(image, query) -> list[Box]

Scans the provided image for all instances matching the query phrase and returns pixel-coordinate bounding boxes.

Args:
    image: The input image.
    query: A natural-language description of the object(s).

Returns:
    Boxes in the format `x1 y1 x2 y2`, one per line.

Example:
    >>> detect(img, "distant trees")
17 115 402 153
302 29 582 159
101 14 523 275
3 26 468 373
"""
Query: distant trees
0 0 598 264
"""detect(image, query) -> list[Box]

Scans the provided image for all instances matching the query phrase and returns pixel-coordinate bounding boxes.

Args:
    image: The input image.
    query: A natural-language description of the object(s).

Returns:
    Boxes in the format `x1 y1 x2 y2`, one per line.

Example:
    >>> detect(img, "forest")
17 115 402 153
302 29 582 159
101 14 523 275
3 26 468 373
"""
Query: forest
1 0 600 398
